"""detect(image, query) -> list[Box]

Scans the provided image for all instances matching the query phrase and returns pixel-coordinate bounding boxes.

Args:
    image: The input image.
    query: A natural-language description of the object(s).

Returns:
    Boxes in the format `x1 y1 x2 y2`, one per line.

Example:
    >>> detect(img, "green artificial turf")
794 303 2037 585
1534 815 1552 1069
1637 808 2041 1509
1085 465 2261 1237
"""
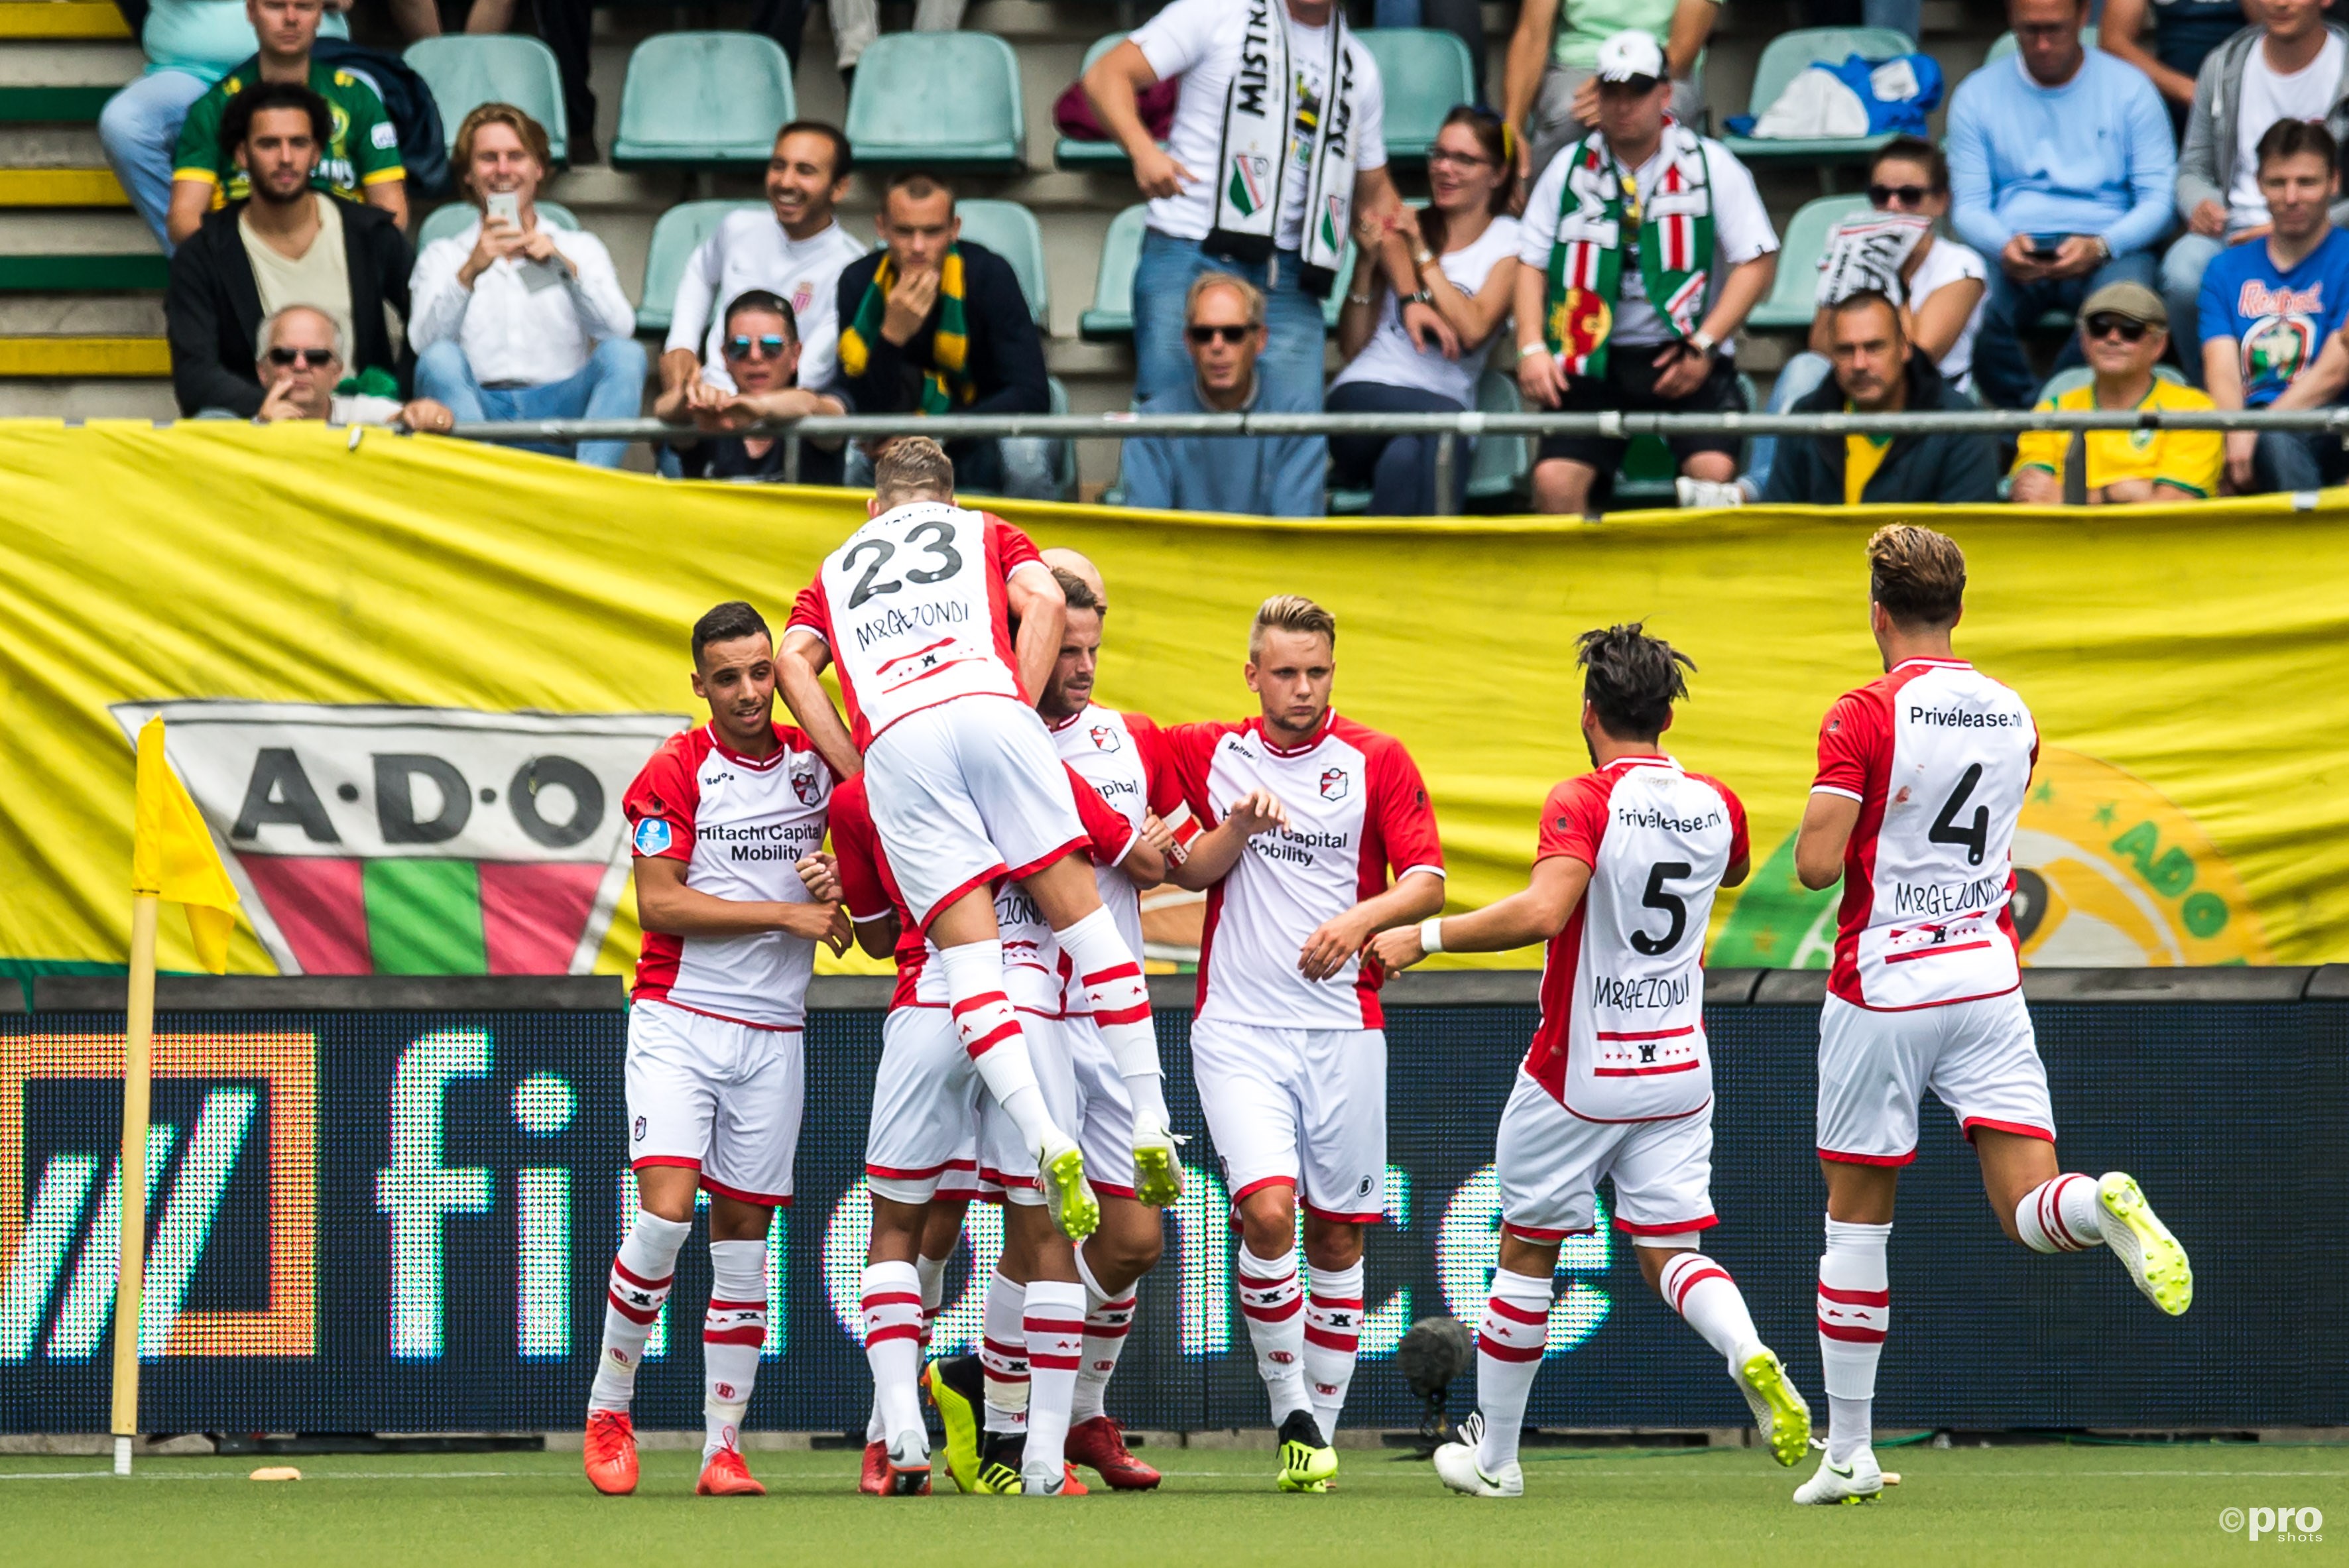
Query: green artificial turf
1 1441 2339 1566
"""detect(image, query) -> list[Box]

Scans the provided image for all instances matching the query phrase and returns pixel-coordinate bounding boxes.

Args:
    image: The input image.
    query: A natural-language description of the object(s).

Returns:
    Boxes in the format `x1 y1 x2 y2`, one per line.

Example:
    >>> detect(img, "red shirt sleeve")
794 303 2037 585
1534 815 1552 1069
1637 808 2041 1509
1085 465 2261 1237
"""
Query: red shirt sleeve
1695 774 1751 868
827 778 896 924
786 581 830 644
1535 774 1609 867
1065 764 1140 867
621 733 697 863
1368 737 1445 879
1124 711 1205 859
1812 689 1886 800
1158 721 1232 827
989 518 1044 581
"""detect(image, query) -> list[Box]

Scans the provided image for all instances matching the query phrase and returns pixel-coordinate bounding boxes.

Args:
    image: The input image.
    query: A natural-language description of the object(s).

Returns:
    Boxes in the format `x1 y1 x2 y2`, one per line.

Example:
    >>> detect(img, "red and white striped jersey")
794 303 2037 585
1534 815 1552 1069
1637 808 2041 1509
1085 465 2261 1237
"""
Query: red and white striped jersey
1048 702 1196 985
1522 755 1748 1121
786 503 1048 749
1812 658 2038 1011
1164 711 1445 1030
829 766 1141 1018
623 722 833 1029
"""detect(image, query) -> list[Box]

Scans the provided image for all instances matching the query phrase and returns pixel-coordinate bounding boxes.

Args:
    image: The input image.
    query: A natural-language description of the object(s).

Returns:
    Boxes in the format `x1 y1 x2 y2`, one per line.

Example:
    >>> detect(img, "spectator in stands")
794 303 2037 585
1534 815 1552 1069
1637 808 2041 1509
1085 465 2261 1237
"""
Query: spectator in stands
1121 274 1323 514
409 104 641 469
1327 107 1520 514
1512 30 1777 516
100 0 353 249
1742 136 1987 500
1948 0 2175 410
1760 290 2000 506
2162 0 2349 373
2010 282 2224 503
250 302 451 428
162 0 404 249
827 170 1051 497
660 290 853 484
2199 120 2349 493
2100 0 2256 135
164 82 411 417
1503 0 1716 186
1082 0 1407 463
660 123 864 435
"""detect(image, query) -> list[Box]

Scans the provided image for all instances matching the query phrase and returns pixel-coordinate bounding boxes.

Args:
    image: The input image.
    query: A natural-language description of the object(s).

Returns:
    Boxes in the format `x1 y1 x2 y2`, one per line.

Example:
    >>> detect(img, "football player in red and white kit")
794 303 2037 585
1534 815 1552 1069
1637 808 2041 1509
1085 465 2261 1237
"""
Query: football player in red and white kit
584 602 853 1498
778 439 1179 1245
1373 625 1813 1499
1162 595 1447 1493
1788 526 2193 1506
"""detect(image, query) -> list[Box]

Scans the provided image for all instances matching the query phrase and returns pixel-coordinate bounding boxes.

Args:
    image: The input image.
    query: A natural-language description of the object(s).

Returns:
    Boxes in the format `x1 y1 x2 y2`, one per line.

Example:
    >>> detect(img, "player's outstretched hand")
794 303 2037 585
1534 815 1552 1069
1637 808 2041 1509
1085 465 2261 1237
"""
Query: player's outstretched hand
1297 909 1373 982
1368 924 1426 973
796 851 841 905
1226 788 1290 838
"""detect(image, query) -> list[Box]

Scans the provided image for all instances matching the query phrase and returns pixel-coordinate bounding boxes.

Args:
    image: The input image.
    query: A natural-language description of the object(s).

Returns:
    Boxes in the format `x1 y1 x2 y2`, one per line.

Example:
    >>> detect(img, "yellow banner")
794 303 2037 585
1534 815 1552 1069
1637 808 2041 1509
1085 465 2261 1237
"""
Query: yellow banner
3 420 2342 979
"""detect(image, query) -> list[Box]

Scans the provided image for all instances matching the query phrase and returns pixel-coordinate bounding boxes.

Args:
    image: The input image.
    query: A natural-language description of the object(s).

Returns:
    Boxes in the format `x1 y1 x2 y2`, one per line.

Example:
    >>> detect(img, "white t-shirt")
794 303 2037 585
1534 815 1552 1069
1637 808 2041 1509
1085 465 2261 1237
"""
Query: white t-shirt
2229 33 2346 225
1517 133 1777 347
1330 215 1521 407
1905 233 1988 391
664 211 868 393
1132 0 1389 251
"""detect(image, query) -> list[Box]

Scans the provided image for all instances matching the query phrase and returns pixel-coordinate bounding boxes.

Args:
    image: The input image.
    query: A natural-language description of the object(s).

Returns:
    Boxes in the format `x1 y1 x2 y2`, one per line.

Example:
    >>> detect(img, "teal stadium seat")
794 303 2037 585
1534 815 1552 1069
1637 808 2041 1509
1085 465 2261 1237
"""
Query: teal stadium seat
1079 204 1147 341
613 33 796 168
415 198 579 251
404 36 569 161
635 199 763 333
1357 29 1476 164
953 199 1048 326
1057 34 1147 170
1746 193 1869 330
1718 27 1917 164
847 33 1024 171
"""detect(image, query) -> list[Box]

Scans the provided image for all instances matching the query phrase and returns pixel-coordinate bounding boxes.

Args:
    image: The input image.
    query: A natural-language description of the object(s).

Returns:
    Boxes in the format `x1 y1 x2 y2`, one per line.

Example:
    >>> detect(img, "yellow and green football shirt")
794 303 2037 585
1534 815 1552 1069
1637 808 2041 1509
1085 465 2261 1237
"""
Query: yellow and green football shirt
172 62 404 212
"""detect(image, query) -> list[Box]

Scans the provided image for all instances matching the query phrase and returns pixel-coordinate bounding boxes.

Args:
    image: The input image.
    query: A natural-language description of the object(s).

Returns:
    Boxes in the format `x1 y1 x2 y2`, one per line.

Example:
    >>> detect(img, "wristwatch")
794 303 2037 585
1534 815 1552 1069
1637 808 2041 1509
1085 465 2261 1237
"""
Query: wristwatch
1687 329 1720 358
1402 289 1435 308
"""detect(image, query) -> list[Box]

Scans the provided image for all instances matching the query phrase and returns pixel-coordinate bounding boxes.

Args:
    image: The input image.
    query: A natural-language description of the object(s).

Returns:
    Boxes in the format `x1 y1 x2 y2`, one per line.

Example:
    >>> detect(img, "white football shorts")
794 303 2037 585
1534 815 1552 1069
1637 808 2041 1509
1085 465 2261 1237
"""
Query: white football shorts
979 1008 1082 1205
626 998 804 1205
1064 1014 1138 1199
1815 988 2055 1166
1189 1018 1387 1223
865 1004 984 1205
1494 1069 1717 1243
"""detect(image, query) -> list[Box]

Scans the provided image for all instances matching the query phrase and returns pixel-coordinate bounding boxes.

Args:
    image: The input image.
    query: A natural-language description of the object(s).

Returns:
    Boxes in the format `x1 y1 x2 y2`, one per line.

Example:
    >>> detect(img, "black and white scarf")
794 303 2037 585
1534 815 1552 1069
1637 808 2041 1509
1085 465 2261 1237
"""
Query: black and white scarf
1205 0 1358 299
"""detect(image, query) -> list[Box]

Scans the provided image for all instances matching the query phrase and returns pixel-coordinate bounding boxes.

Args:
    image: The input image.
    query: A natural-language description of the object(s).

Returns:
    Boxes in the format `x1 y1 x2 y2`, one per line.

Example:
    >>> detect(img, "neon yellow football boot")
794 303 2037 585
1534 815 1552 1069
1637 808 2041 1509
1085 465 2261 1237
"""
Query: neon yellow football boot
1734 1345 1813 1467
1275 1410 1338 1493
1041 1140 1100 1240
2098 1172 2193 1316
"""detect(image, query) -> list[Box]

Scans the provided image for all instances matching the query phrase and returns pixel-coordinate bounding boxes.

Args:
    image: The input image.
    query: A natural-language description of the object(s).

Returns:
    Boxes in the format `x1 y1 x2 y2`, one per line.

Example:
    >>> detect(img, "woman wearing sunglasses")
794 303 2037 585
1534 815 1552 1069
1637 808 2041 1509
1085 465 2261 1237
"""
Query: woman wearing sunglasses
1327 107 1520 514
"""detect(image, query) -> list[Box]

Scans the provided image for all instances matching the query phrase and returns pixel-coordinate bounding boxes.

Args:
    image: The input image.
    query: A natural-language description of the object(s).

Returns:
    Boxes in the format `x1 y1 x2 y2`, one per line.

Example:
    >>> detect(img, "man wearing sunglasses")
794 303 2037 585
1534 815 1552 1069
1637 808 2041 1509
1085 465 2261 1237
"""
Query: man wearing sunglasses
2010 282 2222 505
251 302 452 430
1120 273 1324 514
661 289 853 485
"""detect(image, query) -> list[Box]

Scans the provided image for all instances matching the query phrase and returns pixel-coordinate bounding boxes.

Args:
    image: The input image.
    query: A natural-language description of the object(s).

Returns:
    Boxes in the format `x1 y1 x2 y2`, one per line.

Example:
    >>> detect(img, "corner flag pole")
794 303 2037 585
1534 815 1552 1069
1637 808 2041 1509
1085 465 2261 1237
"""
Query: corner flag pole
111 890 159 1477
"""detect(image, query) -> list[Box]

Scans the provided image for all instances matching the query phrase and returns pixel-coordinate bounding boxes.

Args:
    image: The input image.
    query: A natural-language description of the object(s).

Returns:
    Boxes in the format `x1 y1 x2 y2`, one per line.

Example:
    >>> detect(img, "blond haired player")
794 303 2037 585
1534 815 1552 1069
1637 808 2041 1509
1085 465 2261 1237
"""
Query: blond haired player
1376 624 1811 1498
1788 524 2193 1506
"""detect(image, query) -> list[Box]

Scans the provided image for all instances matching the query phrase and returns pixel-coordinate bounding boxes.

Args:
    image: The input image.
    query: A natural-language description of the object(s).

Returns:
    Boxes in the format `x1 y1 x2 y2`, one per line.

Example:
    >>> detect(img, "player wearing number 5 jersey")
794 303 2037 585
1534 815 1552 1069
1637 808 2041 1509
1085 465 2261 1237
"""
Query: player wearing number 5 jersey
779 438 1181 1257
1376 625 1812 1500
1788 525 2193 1507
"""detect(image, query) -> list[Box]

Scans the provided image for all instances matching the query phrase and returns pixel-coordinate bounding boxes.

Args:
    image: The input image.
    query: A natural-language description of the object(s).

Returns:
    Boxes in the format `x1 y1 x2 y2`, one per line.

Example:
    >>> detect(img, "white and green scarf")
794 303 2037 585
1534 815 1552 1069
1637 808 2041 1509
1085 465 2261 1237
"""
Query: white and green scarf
1543 122 1715 377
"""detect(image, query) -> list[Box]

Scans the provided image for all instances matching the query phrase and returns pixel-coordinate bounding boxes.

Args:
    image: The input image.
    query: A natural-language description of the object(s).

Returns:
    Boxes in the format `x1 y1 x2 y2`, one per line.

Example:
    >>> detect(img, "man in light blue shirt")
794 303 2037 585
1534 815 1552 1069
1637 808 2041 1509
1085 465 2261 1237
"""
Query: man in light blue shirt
1120 273 1327 516
1947 0 2177 407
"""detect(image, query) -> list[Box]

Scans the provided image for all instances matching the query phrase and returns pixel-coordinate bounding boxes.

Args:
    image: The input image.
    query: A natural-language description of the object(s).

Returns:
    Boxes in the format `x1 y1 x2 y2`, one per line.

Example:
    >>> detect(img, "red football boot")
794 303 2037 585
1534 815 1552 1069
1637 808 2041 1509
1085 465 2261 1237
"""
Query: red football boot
1065 1416 1160 1490
583 1410 638 1496
695 1446 766 1496
860 1440 888 1496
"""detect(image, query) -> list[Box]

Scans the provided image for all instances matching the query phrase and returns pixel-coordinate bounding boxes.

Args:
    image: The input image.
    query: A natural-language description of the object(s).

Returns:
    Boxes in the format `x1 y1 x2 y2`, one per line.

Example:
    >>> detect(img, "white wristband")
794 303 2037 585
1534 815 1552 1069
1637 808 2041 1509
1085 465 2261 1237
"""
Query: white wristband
1418 917 1445 954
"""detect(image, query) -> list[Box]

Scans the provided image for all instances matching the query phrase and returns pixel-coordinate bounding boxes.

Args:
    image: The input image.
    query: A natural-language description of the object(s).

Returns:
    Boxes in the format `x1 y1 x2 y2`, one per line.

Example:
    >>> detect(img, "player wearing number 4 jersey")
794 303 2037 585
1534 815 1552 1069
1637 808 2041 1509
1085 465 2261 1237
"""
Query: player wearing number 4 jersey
1376 625 1812 1500
778 438 1182 1264
1788 525 2193 1507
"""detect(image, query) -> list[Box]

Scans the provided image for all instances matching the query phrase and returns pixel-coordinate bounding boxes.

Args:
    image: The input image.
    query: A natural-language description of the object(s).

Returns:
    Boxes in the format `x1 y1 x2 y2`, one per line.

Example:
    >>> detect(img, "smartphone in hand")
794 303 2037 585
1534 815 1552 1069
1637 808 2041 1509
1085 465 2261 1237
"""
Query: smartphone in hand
2026 231 2067 260
485 190 521 229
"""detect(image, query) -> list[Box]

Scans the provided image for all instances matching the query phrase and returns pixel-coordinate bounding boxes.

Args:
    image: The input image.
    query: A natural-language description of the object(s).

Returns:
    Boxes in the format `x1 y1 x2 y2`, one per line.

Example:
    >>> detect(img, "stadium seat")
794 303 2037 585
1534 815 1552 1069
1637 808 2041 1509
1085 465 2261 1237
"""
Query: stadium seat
612 33 795 169
1326 368 1527 513
403 35 568 162
415 198 580 251
1357 29 1476 165
1079 204 1148 341
953 199 1048 326
846 33 1024 171
1746 193 1870 330
1057 34 1147 170
1718 27 1917 164
635 199 764 332
1985 25 2097 64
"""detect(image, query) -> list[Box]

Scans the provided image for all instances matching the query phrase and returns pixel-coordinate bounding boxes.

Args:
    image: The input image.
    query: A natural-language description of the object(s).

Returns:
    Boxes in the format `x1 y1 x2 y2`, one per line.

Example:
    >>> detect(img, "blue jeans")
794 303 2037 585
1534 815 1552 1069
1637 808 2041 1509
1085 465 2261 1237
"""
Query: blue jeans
2250 429 2346 493
1326 379 1469 514
1132 229 1331 475
101 68 211 252
414 337 648 468
1972 249 2160 409
1742 349 1833 499
2159 231 2224 385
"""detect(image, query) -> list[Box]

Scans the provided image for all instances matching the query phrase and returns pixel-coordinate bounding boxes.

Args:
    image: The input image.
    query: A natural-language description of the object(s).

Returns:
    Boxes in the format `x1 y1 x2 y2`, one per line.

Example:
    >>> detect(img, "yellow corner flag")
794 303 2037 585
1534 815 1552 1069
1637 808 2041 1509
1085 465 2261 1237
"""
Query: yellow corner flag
131 715 240 972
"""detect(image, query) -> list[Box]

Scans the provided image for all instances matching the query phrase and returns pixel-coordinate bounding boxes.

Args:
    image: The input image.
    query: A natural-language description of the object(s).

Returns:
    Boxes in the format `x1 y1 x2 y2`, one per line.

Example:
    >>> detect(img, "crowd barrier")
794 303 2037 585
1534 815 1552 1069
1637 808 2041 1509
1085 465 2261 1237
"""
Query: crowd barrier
2 971 2340 1435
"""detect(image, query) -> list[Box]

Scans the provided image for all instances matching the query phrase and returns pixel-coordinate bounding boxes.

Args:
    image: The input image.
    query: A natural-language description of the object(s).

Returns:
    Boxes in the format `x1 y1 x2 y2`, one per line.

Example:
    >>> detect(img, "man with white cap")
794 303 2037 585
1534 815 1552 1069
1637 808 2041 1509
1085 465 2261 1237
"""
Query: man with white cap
1512 29 1778 516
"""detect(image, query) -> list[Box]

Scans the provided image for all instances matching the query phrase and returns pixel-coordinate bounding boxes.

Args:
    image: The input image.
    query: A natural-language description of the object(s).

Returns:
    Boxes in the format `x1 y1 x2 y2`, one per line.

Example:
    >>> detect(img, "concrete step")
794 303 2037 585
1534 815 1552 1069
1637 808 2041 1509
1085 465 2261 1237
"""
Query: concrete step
0 291 164 332
0 123 101 161
0 38 141 86
0 375 172 414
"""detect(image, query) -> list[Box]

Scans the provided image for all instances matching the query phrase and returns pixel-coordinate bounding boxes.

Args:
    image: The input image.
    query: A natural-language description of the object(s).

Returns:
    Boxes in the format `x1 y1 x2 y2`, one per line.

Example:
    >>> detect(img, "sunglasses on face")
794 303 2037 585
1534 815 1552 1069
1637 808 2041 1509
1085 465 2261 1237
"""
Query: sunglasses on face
1187 324 1253 345
1427 147 1496 170
267 347 335 367
1868 182 1939 207
725 334 790 359
2084 314 2150 342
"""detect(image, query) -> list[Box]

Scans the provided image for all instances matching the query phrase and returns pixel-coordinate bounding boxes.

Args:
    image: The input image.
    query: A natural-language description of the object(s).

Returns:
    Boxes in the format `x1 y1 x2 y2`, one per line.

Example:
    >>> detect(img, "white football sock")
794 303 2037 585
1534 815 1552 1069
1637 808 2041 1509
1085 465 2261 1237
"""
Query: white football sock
1055 908 1166 1130
1817 1218 1891 1463
702 1238 768 1459
861 1260 926 1447
589 1210 690 1414
979 1268 1030 1434
1473 1268 1551 1476
937 940 1059 1154
1022 1279 1087 1480
1236 1241 1311 1423
1657 1249 1762 1368
1303 1261 1364 1440
2015 1173 2105 1253
1070 1242 1132 1425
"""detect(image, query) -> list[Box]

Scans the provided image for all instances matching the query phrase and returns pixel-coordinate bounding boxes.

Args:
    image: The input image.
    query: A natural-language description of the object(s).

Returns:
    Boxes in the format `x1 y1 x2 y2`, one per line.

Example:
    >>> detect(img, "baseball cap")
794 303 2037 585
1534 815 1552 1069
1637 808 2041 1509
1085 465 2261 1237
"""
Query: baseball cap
1595 29 1667 85
2078 280 2167 329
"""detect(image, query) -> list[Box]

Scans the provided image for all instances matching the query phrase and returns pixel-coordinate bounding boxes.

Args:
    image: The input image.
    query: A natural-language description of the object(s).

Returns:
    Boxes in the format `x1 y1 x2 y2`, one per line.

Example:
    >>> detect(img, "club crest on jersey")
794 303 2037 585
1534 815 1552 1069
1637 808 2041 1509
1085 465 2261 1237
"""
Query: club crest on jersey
790 762 819 805
1320 767 1349 801
632 1115 647 1141
1089 724 1122 753
634 817 672 855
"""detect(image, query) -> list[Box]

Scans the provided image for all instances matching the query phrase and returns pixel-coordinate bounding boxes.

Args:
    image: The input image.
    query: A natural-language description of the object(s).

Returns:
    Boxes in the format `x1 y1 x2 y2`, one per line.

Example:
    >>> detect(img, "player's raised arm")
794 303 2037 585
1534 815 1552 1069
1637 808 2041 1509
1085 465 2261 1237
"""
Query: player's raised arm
1006 558 1069 706
776 625 863 781
1167 786 1291 890
1299 869 1445 981
1372 855 1591 972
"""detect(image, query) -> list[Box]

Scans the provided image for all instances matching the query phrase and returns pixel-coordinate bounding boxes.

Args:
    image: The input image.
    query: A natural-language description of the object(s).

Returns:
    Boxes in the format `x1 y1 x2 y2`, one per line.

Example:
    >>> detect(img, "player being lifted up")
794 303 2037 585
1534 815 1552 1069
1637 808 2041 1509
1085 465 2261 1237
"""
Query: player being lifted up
585 602 853 1498
1789 525 2192 1506
1163 596 1447 1494
779 437 1182 1252
1375 625 1811 1499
